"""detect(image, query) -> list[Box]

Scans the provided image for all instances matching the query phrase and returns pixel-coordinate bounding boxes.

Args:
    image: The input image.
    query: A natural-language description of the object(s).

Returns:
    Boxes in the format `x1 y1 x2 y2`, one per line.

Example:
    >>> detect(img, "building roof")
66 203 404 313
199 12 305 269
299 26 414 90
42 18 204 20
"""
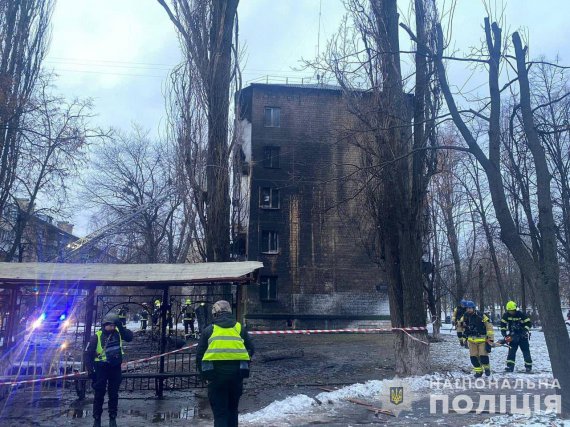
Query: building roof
0 261 264 287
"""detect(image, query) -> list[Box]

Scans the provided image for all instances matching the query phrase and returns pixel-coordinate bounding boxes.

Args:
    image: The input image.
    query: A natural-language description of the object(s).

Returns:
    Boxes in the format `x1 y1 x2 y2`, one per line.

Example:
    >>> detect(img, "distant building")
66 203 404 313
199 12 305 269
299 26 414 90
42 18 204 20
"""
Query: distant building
0 200 118 263
234 83 390 329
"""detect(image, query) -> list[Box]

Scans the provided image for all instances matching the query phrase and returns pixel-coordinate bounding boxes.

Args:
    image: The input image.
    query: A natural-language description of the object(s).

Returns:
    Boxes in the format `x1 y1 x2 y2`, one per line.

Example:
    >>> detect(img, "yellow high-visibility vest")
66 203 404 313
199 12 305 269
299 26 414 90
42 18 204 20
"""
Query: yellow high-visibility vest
202 322 250 361
94 330 124 362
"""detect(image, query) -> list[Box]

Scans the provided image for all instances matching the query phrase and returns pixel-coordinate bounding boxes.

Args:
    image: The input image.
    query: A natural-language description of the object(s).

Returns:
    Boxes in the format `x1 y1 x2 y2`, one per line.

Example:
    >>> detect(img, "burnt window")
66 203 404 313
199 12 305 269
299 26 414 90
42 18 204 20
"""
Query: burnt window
261 230 279 253
260 276 278 301
263 146 280 168
260 187 279 209
264 107 281 127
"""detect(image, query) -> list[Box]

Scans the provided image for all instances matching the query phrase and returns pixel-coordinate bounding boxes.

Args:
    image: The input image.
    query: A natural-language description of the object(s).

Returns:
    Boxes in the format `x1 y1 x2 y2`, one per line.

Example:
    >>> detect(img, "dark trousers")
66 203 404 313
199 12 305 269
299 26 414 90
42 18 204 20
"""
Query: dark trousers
141 319 147 330
92 363 122 420
184 319 195 335
507 337 532 368
208 376 243 427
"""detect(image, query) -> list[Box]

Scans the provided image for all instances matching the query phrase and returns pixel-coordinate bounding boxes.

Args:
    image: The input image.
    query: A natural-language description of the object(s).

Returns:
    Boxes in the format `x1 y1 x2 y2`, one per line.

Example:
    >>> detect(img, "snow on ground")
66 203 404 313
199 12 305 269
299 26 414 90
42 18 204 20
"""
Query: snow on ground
240 326 569 426
471 411 570 426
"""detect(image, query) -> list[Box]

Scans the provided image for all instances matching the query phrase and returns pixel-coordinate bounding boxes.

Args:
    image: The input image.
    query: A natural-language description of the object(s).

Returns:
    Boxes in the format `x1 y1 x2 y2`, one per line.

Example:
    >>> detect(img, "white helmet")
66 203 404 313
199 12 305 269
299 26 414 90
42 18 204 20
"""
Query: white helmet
212 300 232 317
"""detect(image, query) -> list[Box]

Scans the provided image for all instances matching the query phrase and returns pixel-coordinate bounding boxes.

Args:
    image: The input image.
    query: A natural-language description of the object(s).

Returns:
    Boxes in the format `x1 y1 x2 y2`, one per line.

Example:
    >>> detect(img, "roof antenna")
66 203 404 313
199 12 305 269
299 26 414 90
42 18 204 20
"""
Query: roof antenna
317 0 322 58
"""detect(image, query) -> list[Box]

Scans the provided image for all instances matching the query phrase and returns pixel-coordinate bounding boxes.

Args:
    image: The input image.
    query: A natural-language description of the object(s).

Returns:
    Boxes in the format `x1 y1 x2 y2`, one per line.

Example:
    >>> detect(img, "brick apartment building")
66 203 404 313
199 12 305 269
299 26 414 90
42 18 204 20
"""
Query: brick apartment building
234 83 390 329
0 200 118 263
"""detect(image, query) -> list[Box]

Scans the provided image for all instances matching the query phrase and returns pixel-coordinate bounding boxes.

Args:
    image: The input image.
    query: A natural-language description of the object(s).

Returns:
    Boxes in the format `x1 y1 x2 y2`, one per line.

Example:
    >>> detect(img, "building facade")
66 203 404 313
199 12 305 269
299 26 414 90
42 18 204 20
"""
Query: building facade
235 83 390 329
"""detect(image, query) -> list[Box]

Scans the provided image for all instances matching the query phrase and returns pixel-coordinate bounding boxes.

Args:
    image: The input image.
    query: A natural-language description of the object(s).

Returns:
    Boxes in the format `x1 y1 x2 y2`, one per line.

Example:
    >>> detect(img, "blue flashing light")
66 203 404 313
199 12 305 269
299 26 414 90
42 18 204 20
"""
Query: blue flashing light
59 313 67 321
40 313 46 321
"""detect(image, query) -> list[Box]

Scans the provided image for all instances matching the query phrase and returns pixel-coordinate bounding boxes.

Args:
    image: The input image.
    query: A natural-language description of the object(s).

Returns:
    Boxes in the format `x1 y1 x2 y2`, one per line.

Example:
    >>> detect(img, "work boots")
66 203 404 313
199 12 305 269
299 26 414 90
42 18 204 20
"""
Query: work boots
504 366 514 373
525 366 532 373
484 368 491 377
92 419 101 427
109 418 117 427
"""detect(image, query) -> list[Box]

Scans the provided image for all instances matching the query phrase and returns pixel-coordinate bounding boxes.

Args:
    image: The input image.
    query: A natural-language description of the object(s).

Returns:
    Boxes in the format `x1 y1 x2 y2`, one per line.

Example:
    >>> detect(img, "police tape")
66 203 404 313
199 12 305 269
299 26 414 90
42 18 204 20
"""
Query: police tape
0 343 198 387
248 326 428 335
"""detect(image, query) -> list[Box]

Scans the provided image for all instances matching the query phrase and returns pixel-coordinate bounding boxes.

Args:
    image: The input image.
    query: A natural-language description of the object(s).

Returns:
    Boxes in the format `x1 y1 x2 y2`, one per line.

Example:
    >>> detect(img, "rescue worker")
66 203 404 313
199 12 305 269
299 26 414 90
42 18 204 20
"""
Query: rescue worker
182 298 196 337
117 305 128 327
458 301 494 377
452 299 468 346
139 303 149 331
85 313 133 427
152 299 161 326
500 301 533 373
196 300 254 427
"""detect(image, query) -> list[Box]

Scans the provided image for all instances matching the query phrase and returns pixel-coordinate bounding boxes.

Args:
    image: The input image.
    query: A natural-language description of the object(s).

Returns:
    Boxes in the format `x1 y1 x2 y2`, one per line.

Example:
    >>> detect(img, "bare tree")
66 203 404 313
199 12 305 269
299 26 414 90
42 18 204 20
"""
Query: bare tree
0 0 53 223
82 127 191 263
413 13 570 413
311 0 441 374
3 74 100 262
157 0 239 263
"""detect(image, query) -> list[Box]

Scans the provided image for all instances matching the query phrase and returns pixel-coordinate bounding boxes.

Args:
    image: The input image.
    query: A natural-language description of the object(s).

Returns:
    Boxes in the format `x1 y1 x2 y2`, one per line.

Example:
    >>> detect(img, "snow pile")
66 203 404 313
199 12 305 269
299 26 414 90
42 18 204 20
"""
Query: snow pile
239 394 318 425
471 411 570 426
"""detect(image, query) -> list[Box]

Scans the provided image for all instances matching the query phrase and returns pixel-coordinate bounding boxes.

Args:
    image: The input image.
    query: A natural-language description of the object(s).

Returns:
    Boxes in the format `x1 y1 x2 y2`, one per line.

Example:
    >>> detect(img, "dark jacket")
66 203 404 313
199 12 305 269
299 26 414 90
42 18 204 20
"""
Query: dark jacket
500 310 532 337
196 313 255 378
84 322 134 373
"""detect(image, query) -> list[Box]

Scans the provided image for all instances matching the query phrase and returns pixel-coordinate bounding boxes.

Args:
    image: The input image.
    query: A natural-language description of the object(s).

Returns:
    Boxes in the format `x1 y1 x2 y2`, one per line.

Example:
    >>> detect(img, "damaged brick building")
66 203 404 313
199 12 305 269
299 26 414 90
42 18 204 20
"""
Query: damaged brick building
234 83 390 329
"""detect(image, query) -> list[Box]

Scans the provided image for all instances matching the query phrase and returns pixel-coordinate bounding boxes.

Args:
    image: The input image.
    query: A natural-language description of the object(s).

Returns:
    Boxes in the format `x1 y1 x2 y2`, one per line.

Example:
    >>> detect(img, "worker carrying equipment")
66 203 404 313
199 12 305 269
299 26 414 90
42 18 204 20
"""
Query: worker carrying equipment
501 301 533 373
196 300 255 426
457 301 494 377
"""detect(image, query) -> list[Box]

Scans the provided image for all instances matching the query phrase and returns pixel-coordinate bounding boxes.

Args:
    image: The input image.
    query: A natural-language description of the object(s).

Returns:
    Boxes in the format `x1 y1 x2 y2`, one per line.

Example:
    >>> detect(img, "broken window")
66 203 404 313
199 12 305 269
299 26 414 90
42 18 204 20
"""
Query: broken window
260 187 279 209
264 107 280 127
261 230 279 253
260 276 278 301
263 146 280 168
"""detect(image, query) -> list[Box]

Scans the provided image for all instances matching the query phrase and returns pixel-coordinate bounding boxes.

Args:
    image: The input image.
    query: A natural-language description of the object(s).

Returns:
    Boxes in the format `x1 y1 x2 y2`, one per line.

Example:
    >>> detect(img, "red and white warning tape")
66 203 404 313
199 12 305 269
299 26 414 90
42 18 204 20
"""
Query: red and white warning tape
0 326 432 386
0 343 198 387
249 326 427 335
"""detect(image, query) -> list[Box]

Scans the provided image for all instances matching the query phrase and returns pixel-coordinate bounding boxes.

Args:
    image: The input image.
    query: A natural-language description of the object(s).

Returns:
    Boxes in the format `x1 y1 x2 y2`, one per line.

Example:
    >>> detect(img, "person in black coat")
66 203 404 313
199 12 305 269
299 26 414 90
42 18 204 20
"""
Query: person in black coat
85 313 133 427
196 300 254 427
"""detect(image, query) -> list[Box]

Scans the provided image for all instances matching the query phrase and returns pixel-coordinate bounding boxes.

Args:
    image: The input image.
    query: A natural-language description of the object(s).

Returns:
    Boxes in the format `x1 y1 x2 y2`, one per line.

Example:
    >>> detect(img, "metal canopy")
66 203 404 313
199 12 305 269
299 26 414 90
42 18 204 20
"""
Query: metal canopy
0 261 263 287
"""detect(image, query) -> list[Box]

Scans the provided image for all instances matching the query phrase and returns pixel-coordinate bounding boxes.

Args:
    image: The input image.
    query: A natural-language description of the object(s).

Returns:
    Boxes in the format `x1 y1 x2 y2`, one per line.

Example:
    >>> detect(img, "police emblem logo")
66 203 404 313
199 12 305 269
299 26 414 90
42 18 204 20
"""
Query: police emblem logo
390 386 404 405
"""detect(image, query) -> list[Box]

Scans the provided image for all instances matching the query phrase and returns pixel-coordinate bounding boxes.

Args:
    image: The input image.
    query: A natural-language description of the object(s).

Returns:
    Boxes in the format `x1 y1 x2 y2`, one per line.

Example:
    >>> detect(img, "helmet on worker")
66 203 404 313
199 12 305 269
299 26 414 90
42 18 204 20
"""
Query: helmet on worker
154 299 161 307
212 300 232 318
460 299 467 307
506 301 517 312
102 313 119 331
185 298 192 305
464 300 476 312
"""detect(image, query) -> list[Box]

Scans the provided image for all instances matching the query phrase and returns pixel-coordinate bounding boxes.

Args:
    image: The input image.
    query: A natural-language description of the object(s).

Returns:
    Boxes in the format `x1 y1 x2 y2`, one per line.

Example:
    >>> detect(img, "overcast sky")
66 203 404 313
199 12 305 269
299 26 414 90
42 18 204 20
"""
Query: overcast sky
44 0 570 235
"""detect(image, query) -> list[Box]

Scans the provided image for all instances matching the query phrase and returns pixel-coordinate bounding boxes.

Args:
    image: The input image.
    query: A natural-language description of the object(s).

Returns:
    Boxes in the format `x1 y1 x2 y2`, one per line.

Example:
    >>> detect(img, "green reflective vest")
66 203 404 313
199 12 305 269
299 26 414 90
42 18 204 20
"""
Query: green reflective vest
94 329 124 362
202 322 250 361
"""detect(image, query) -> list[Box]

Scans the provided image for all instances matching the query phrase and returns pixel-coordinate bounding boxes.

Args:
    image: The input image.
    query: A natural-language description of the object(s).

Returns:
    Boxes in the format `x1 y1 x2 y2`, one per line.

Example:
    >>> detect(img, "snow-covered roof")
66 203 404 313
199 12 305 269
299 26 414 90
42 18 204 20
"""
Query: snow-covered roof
0 261 263 287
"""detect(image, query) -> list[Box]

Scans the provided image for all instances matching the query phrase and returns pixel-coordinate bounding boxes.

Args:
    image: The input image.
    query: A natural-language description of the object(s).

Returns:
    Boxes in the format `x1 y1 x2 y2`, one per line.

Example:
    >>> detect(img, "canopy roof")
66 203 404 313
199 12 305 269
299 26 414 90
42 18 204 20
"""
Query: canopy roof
0 261 263 287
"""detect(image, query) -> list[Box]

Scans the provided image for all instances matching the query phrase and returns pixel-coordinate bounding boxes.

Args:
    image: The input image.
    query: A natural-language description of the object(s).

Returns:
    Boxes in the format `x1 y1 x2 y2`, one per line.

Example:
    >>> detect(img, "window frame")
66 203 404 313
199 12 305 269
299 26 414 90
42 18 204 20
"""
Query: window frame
264 107 281 128
259 275 278 301
263 146 280 168
259 187 280 209
260 230 279 254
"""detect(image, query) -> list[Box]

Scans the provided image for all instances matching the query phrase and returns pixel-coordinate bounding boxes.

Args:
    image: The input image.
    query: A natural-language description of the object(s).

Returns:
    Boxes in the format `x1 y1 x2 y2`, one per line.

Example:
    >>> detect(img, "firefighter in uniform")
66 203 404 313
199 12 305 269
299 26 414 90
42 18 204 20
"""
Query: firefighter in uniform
452 299 468 346
117 305 128 327
458 301 494 377
152 299 161 327
196 300 255 427
139 303 149 331
500 301 533 373
182 298 196 337
85 313 133 427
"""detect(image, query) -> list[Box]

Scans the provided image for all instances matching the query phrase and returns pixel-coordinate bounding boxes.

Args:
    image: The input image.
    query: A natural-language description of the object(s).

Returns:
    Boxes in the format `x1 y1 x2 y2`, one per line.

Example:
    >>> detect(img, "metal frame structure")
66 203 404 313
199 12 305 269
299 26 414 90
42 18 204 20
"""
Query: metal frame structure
0 261 262 399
